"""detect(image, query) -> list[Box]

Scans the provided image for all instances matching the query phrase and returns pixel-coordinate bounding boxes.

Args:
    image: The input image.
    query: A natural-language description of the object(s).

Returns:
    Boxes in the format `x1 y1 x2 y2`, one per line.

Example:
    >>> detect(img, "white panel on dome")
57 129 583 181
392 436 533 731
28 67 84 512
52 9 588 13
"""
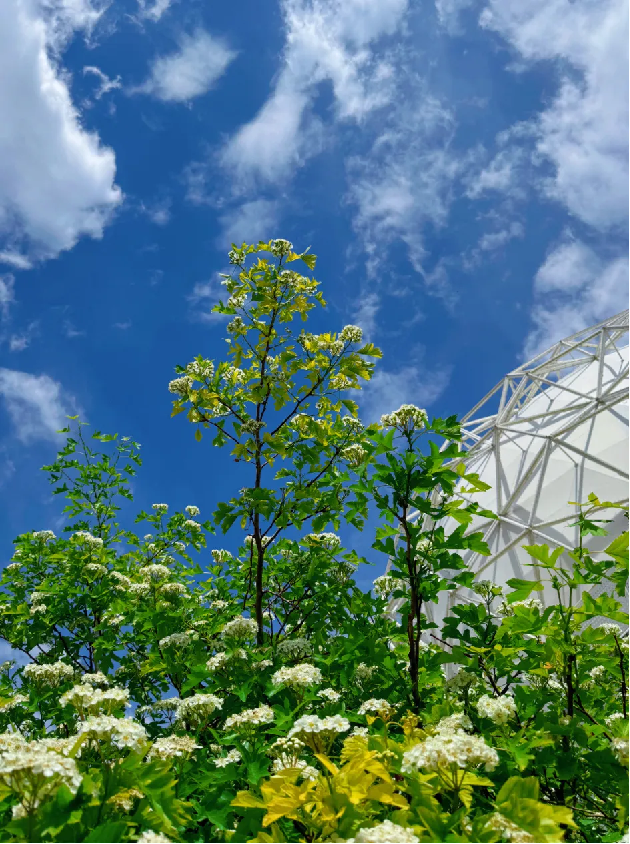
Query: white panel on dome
385 310 629 633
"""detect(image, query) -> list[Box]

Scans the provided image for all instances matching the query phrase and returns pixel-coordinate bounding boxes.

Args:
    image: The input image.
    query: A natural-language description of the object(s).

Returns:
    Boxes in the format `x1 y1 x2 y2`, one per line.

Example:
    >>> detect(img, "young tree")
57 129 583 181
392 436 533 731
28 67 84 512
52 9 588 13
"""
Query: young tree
169 239 381 643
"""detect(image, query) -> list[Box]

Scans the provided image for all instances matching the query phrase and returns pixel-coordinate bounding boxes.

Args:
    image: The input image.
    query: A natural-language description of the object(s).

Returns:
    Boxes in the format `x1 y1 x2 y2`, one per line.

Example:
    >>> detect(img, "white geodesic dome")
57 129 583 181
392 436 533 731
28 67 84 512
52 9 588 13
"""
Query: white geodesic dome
386 310 629 630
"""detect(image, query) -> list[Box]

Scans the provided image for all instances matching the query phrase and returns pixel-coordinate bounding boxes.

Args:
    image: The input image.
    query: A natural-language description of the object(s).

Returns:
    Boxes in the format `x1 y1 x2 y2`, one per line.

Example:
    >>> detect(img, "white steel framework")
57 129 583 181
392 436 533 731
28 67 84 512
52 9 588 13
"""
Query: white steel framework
386 310 630 628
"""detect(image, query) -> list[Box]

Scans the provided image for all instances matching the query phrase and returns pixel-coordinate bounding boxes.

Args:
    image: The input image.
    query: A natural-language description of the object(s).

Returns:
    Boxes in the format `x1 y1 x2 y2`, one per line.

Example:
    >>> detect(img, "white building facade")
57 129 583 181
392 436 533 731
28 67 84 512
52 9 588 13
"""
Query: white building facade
387 310 629 629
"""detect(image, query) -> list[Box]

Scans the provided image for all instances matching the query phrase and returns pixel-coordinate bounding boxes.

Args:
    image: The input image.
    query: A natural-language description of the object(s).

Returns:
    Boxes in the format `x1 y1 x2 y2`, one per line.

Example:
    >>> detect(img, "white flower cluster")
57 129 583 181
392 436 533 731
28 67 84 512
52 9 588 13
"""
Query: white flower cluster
84 563 108 577
380 404 428 431
168 375 194 397
256 659 273 670
32 530 56 542
137 831 172 843
588 665 606 681
111 571 132 591
357 699 396 719
159 633 191 650
211 549 233 563
476 694 517 725
222 365 247 384
318 688 341 703
227 292 247 309
346 820 420 843
206 652 228 671
224 705 274 730
342 416 363 434
372 575 407 599
0 695 28 714
605 712 625 727
277 638 313 659
159 582 187 598
0 743 83 811
23 662 74 688
214 748 242 767
175 694 223 726
271 664 322 689
270 238 293 257
612 738 629 765
140 564 171 581
227 316 246 335
184 519 201 530
82 672 110 687
355 663 378 683
211 600 230 610
186 359 214 380
152 504 168 513
5 563 21 573
222 616 258 640
146 734 200 761
339 325 363 344
72 531 104 549
240 419 265 434
435 712 473 732
499 597 543 616
244 535 272 548
76 715 147 752
341 444 367 466
288 714 350 739
600 623 622 638
60 683 130 714
303 532 341 550
445 669 477 691
271 756 319 780
402 716 499 774
485 813 534 843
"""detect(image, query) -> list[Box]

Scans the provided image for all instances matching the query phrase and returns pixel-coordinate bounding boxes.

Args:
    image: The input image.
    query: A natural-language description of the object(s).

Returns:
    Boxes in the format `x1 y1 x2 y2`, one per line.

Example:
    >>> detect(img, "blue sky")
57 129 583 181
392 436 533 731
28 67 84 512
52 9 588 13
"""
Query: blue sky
0 0 627 581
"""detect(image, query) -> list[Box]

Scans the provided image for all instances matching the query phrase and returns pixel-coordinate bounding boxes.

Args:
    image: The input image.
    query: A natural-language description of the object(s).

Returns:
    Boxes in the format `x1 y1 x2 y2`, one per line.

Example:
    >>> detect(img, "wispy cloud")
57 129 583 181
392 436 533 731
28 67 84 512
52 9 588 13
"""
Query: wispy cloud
187 275 230 324
0 369 78 443
221 0 408 185
0 275 15 321
135 0 174 22
83 65 122 100
522 235 628 359
131 29 237 103
217 200 281 248
359 356 453 424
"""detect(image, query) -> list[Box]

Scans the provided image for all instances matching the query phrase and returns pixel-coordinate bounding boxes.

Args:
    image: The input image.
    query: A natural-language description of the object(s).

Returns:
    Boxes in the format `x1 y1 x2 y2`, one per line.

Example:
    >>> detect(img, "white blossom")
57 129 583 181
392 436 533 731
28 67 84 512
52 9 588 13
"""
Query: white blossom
357 699 396 719
23 662 74 688
222 616 258 640
303 532 341 549
159 633 191 650
32 530 56 542
214 748 241 767
137 831 172 843
380 404 427 431
476 694 517 725
277 638 312 659
146 735 200 761
168 376 193 396
402 728 499 774
485 814 534 843
185 506 200 517
339 325 363 344
152 504 168 513
271 664 322 689
347 820 420 843
318 688 341 703
76 715 147 752
139 564 171 581
224 706 274 730
175 694 223 726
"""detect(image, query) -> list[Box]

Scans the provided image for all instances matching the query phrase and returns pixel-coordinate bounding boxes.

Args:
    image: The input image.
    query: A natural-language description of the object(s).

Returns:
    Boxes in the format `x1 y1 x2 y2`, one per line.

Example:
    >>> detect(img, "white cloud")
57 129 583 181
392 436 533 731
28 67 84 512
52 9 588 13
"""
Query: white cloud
0 276 15 321
83 65 121 100
346 90 472 289
359 360 452 424
139 198 171 226
0 0 121 260
135 0 173 22
480 0 628 230
217 200 281 248
0 368 77 442
187 275 230 324
0 250 32 270
478 221 524 251
522 237 628 359
352 291 381 338
221 0 408 183
132 29 236 102
8 322 38 352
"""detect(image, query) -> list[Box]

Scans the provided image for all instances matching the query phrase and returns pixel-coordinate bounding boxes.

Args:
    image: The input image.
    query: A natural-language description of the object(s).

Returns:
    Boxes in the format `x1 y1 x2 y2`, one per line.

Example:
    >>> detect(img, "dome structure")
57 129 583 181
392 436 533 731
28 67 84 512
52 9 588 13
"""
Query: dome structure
386 309 629 629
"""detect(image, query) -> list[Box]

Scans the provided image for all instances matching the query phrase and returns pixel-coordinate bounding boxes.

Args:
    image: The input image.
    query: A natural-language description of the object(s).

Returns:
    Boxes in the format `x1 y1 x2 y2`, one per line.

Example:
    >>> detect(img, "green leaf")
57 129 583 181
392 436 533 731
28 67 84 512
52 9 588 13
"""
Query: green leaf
85 822 129 842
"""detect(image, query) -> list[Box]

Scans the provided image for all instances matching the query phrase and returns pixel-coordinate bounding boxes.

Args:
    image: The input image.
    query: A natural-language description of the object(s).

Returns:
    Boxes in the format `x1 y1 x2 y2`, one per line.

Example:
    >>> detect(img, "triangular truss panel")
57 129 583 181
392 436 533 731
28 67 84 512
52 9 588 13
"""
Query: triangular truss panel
386 310 629 629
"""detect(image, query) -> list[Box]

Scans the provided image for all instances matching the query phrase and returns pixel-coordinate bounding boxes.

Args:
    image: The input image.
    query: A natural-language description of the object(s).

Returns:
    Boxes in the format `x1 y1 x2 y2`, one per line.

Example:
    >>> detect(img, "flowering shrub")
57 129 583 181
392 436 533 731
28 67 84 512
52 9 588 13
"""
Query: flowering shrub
0 241 626 843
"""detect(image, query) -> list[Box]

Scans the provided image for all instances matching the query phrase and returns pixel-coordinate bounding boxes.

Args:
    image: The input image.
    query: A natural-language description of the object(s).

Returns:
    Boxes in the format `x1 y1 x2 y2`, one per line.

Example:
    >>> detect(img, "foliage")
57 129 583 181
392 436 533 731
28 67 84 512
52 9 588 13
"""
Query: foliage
0 240 626 843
